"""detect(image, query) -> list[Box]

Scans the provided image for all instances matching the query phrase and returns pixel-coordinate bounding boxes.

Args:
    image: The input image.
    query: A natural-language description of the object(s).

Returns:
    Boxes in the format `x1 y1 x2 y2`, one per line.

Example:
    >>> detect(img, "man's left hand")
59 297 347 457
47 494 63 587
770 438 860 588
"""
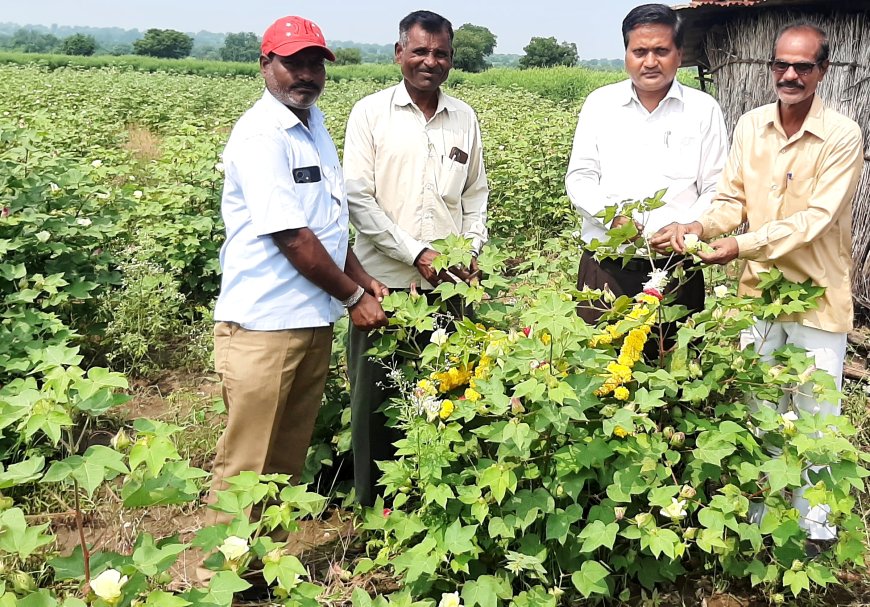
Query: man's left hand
698 237 739 265
366 279 389 302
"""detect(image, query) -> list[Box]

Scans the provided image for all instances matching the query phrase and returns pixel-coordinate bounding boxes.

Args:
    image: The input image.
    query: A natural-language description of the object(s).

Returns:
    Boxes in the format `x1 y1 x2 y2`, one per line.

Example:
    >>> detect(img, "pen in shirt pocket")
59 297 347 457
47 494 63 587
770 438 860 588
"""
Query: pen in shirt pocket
787 171 793 181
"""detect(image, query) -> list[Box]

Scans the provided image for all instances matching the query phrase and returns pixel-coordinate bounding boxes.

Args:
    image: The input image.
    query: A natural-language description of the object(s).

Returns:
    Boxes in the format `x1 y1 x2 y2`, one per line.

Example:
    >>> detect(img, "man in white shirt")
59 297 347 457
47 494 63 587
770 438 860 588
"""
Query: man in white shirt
565 3 727 345
203 15 388 552
343 10 488 506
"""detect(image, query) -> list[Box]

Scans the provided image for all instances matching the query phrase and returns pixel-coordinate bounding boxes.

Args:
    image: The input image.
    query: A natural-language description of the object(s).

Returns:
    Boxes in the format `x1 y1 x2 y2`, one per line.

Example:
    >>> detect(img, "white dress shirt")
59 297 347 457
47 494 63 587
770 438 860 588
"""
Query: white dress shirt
565 79 728 247
343 83 488 289
214 90 348 330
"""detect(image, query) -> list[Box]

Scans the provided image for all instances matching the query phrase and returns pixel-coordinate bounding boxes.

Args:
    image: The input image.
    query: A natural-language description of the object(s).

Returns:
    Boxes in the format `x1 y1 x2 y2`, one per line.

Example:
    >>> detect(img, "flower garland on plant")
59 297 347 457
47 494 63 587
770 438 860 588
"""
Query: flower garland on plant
593 269 668 399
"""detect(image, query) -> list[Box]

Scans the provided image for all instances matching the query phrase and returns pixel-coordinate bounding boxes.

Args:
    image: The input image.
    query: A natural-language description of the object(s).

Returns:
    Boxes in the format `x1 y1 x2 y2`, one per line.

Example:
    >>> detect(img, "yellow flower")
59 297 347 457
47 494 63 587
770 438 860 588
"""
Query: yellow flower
613 425 629 438
637 294 661 307
540 332 551 346
432 365 472 392
439 399 455 420
613 386 630 401
464 388 482 402
417 378 437 396
606 362 632 384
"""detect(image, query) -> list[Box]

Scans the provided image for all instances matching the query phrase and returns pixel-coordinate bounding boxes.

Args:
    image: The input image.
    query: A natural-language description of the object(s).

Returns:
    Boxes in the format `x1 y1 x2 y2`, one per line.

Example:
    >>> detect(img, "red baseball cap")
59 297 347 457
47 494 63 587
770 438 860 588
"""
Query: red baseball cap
261 16 336 61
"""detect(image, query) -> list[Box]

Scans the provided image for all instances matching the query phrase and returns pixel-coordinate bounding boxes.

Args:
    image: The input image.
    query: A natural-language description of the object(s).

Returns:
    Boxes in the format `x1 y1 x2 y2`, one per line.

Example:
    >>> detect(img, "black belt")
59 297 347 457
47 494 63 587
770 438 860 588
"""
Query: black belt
586 251 694 273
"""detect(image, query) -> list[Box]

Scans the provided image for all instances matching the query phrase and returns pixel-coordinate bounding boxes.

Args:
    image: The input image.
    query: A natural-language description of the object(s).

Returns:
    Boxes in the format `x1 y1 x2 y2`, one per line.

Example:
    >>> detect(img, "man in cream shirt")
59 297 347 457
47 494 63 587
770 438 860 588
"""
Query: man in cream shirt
652 22 864 551
343 9 488 506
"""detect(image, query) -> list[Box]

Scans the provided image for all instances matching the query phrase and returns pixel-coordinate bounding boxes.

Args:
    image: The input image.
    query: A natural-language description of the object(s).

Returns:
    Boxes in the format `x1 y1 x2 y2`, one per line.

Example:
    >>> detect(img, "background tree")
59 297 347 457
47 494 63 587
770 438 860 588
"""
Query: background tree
519 36 578 68
133 29 193 59
452 23 497 73
219 32 260 63
60 34 97 56
8 29 60 53
334 47 362 65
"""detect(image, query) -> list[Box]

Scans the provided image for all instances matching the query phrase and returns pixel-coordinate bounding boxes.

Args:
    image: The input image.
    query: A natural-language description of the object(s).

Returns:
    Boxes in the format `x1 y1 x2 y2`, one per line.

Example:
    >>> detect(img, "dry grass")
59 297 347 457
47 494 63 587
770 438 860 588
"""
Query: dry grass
122 123 162 164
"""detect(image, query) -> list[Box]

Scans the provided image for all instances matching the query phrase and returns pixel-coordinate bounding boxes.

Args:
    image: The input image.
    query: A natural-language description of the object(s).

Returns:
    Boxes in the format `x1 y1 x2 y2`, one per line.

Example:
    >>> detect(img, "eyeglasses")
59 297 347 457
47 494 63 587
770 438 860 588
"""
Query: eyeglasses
768 60 820 76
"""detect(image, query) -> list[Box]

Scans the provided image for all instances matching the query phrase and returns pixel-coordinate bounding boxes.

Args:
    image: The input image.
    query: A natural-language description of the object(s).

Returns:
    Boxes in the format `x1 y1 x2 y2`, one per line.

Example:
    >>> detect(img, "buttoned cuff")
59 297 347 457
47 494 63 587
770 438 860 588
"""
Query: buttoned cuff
733 232 762 260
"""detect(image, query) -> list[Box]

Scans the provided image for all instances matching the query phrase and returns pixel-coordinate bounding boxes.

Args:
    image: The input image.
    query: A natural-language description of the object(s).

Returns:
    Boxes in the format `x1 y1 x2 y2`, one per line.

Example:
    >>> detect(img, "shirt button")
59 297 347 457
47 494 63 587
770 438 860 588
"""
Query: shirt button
771 185 778 190
424 212 432 219
425 184 434 190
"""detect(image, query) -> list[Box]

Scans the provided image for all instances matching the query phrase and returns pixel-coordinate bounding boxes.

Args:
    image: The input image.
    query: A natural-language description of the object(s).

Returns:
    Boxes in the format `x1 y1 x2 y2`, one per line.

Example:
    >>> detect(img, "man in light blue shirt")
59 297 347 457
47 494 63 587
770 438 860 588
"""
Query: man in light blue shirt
202 15 388 561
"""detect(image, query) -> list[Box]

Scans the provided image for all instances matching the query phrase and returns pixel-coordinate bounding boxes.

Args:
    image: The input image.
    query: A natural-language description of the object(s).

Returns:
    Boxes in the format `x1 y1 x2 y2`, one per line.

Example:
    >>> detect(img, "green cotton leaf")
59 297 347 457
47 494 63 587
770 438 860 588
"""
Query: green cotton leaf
30 344 83 371
461 575 512 607
0 507 54 558
263 554 307 590
48 546 125 581
545 505 583 545
693 431 737 465
129 435 180 476
571 560 611 598
761 457 803 493
121 460 206 508
205 571 251 606
17 590 58 607
144 591 191 607
442 519 478 555
132 533 189 576
0 456 45 489
391 536 439 585
479 463 517 504
642 526 680 559
351 588 373 607
806 562 837 587
783 569 810 596
488 517 514 539
578 520 619 553
424 483 454 509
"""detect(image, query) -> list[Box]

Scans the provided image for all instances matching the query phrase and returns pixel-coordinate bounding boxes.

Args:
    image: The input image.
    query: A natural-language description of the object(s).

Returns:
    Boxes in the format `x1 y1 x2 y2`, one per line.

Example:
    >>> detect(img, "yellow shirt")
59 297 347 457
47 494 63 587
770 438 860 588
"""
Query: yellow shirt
343 83 489 289
699 95 863 333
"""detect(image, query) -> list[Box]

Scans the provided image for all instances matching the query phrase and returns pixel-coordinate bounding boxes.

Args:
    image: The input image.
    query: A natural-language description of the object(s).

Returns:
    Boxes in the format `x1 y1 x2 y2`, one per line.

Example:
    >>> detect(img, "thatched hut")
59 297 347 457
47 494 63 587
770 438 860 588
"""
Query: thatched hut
673 0 870 310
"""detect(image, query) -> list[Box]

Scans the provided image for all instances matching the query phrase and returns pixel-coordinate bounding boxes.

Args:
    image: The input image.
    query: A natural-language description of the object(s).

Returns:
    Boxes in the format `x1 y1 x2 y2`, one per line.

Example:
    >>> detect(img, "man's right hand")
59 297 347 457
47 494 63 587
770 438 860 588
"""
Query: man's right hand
650 221 704 254
415 248 479 285
349 292 388 330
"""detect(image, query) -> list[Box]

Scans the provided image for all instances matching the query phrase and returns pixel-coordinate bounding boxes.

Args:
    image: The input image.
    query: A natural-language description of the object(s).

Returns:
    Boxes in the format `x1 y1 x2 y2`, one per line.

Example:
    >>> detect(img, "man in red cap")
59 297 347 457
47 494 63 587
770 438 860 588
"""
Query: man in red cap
199 15 388 582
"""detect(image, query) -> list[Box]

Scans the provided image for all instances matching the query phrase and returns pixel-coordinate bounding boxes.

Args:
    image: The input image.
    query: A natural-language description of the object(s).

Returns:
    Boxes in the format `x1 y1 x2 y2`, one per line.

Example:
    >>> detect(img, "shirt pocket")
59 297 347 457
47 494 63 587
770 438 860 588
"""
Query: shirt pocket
661 131 701 181
299 181 336 230
437 155 468 204
782 177 814 215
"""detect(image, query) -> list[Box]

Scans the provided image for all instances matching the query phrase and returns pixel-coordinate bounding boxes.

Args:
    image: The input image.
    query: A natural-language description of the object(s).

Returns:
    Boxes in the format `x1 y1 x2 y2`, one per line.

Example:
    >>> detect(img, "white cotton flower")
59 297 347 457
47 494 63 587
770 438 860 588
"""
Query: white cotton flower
430 328 449 346
91 159 102 168
133 190 143 199
90 569 128 602
571 230 581 239
49 182 60 192
214 162 225 172
77 217 92 227
683 233 700 253
713 285 728 298
643 268 669 291
660 498 688 520
439 592 463 607
96 192 110 200
780 410 799 434
218 536 250 562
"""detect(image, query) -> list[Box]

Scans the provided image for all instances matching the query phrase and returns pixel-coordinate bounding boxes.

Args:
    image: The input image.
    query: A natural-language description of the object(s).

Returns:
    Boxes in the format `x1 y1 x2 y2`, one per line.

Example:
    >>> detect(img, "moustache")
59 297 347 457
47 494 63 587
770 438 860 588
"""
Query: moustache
777 81 804 90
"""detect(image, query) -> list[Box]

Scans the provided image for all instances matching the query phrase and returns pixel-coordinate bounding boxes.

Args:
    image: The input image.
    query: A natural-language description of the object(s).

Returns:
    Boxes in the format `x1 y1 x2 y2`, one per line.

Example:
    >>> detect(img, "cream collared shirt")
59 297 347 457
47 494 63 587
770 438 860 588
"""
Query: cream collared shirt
699 95 864 333
343 82 488 289
566 79 728 246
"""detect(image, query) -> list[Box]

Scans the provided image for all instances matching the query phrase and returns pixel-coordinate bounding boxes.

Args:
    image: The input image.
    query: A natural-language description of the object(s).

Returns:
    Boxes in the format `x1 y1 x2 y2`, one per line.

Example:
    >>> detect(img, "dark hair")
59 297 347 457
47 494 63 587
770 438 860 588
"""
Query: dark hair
621 4 683 49
772 21 830 63
398 10 453 45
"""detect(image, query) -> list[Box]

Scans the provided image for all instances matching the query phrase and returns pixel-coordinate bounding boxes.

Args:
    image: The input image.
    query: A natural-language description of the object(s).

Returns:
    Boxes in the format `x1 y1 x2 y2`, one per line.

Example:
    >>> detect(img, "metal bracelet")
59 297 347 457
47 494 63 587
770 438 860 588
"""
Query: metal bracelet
342 285 365 308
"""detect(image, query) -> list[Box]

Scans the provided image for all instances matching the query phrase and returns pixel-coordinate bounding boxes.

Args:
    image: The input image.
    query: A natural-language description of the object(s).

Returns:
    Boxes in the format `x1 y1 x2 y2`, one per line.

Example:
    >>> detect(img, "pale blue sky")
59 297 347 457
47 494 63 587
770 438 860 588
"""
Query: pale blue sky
2 0 664 58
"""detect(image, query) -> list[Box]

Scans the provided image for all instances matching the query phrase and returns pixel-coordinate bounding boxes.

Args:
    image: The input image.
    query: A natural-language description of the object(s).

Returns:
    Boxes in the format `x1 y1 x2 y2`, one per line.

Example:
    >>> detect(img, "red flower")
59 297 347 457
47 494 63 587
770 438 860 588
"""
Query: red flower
522 326 532 337
642 288 663 301
1 207 9 218
382 508 392 517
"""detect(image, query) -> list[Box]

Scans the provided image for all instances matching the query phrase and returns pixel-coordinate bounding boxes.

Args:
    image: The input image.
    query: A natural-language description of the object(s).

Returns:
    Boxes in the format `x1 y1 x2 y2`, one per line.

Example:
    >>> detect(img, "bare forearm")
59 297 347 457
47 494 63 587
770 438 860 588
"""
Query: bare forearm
343 248 374 288
273 228 359 301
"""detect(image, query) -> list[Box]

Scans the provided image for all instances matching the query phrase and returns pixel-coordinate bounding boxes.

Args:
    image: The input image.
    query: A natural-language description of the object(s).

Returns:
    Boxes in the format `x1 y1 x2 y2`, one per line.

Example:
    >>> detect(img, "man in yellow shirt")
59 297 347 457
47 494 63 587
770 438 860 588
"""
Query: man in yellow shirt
652 22 864 547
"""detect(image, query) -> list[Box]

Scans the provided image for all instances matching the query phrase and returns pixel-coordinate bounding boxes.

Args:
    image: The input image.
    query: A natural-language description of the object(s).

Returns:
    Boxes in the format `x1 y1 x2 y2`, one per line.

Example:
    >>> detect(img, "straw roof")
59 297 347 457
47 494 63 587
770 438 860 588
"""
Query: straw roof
674 1 870 309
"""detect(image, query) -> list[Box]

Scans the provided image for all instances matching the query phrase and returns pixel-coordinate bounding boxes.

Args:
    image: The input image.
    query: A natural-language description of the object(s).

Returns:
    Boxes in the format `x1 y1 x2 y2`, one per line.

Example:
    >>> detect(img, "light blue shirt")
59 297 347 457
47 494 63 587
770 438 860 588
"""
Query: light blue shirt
214 90 348 330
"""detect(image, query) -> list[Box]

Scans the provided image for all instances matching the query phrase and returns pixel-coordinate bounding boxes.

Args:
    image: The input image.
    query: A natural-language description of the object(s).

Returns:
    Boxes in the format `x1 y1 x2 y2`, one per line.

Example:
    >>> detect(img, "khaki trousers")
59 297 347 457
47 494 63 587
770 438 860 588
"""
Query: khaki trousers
204 321 333 528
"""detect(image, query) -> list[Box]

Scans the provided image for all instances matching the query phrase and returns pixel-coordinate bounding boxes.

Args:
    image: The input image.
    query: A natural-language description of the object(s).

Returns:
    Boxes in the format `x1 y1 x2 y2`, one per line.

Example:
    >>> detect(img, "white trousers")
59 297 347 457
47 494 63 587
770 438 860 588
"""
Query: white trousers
741 320 846 540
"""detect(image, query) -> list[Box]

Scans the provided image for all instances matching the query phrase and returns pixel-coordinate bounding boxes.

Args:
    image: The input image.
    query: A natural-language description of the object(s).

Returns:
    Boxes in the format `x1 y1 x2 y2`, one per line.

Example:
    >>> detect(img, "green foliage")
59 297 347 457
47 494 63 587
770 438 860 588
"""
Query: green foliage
133 29 193 59
519 37 578 69
352 233 868 603
334 47 363 65
60 34 97 57
453 24 497 73
219 32 259 63
2 29 61 54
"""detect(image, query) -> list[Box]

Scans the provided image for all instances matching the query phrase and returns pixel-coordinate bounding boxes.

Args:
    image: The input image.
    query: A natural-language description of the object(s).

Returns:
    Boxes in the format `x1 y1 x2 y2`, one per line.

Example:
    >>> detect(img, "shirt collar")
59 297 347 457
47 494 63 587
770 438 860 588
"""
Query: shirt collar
393 81 456 116
767 94 826 140
260 89 323 131
622 78 683 109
